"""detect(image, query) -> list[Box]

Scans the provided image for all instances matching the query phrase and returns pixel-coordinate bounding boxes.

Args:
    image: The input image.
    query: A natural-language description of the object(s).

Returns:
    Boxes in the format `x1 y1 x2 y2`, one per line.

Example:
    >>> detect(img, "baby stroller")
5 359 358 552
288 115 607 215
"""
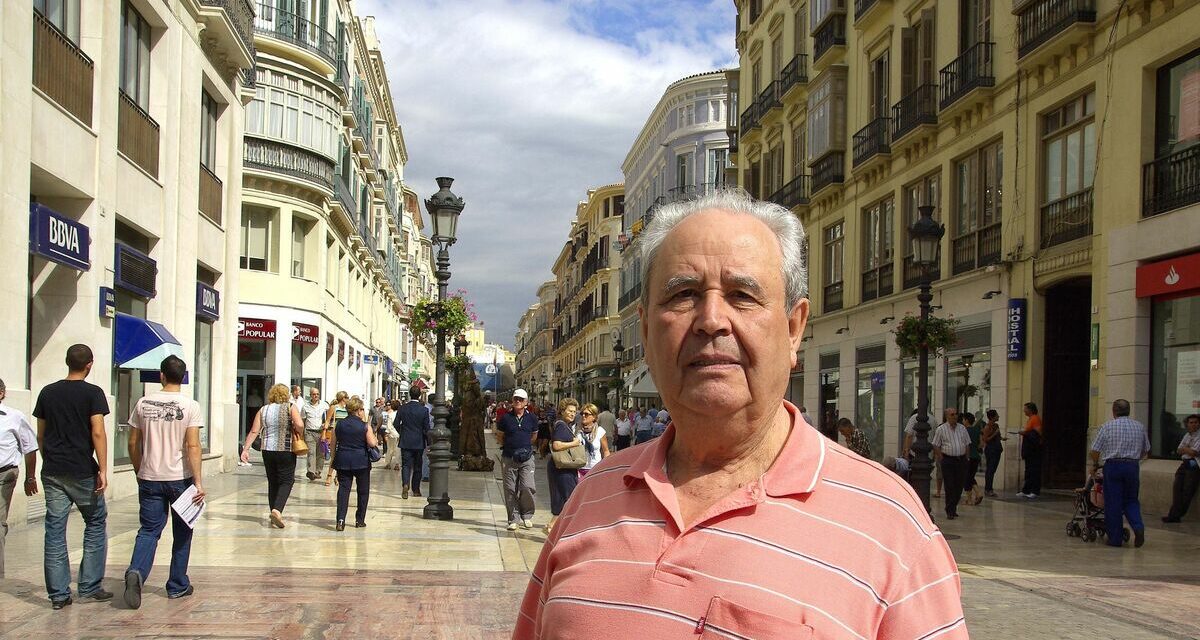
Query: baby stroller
1065 469 1130 544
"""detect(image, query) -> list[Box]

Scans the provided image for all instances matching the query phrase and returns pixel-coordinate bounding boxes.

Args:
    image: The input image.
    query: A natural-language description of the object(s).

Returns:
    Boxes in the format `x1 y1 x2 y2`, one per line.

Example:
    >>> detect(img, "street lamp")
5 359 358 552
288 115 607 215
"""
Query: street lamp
423 177 465 521
612 329 624 413
539 372 548 406
909 204 945 513
554 364 563 404
576 357 586 404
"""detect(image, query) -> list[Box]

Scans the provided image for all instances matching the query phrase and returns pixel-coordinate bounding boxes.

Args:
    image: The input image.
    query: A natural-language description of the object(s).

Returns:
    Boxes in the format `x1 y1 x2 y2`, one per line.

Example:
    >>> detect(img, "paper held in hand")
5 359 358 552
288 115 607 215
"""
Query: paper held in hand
171 484 206 529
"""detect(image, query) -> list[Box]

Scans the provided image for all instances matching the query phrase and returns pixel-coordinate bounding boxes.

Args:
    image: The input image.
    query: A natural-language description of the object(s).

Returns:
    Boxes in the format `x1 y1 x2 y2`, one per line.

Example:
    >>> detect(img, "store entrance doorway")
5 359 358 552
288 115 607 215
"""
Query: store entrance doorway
1041 278 1092 489
238 372 273 445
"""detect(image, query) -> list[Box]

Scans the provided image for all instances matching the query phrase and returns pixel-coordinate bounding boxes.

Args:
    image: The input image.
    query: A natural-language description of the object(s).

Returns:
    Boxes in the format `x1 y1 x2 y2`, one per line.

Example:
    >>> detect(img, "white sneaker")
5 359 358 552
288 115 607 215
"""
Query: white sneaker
506 522 518 531
1025 493 1038 499
1016 492 1029 498
522 519 533 529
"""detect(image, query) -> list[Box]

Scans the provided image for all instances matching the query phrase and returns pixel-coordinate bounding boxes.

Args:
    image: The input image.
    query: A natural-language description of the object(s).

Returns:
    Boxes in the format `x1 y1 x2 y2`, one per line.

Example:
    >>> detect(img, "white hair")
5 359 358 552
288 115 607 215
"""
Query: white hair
638 188 809 310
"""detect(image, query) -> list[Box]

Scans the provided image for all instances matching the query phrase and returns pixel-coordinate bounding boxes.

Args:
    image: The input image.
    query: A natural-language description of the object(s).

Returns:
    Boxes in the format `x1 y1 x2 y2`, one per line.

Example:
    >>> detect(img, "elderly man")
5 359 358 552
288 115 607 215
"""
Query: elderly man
931 408 970 520
1164 413 1200 523
1089 399 1150 547
514 191 965 639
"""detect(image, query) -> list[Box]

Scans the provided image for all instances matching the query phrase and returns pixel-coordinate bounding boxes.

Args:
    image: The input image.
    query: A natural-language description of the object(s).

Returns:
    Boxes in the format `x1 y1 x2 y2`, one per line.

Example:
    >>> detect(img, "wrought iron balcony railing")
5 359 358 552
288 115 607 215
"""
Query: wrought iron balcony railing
940 42 994 110
951 222 1002 275
243 136 334 190
253 1 335 66
1142 146 1200 217
902 254 941 290
852 117 891 167
823 281 844 313
1040 188 1093 247
770 174 811 209
811 152 845 193
758 80 782 114
1017 0 1096 59
861 261 894 302
813 17 847 62
892 84 938 141
198 0 256 59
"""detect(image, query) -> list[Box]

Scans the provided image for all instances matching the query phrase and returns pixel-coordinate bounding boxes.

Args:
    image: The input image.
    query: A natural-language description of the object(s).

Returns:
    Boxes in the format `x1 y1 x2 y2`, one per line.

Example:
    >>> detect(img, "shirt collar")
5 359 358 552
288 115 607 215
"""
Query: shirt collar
622 401 826 497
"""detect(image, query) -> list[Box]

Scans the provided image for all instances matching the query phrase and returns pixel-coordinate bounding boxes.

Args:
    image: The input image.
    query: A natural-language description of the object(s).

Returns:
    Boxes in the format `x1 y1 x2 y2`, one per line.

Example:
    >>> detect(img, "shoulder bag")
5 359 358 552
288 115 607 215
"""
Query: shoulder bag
366 422 382 463
551 425 588 470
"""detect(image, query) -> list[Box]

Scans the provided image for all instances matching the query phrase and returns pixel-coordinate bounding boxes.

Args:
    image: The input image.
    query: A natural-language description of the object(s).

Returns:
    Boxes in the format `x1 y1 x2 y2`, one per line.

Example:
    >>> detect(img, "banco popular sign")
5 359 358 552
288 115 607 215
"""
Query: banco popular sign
238 318 276 340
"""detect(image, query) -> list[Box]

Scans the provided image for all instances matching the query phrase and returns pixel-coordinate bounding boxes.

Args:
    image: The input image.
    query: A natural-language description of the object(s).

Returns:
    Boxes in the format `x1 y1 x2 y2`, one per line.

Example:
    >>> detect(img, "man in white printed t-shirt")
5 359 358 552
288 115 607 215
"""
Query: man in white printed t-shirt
123 356 206 610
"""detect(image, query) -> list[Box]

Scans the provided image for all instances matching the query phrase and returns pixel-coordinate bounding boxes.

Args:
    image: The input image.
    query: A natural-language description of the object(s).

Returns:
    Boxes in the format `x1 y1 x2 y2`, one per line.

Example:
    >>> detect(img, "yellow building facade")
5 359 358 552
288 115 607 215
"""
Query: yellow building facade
733 0 1200 509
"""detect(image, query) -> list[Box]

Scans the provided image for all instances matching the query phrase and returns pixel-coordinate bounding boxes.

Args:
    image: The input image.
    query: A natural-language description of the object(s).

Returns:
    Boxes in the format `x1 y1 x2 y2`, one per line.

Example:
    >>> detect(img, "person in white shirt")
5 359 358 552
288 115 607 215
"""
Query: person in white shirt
290 385 304 413
381 400 401 470
299 388 330 481
0 377 39 579
577 404 610 478
931 408 970 520
613 409 632 451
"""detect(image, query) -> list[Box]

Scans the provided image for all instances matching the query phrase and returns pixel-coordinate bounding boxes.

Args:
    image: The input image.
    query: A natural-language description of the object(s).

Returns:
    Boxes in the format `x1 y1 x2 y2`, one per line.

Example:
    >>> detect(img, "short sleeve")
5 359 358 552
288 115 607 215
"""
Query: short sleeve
553 421 574 442
16 412 39 454
188 400 203 428
91 385 111 417
32 390 45 420
1089 428 1105 452
128 400 143 430
877 533 967 638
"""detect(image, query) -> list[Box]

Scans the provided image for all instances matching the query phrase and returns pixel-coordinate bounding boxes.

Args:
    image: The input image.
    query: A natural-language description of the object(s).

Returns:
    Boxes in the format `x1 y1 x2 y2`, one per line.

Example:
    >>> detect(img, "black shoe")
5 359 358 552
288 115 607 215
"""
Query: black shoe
167 585 194 600
124 571 143 609
80 589 114 603
336 520 345 531
1162 516 1181 523
355 521 366 528
51 597 72 610
1134 529 1145 548
412 489 422 497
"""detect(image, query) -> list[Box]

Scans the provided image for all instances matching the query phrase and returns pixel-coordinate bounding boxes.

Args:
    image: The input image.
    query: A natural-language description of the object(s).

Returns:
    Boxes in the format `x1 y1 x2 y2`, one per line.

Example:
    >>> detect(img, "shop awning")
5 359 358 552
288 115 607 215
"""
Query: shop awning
625 363 659 398
114 313 186 370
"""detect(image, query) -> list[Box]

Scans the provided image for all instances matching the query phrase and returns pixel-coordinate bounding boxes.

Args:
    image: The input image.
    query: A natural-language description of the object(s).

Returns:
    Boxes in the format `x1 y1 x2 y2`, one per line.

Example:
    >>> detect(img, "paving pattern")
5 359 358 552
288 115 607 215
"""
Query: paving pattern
1 442 1198 638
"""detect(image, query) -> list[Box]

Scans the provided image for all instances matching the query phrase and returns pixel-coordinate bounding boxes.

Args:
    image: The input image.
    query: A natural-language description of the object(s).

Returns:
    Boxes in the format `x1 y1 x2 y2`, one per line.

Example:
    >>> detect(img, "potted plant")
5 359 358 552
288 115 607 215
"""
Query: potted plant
892 314 960 359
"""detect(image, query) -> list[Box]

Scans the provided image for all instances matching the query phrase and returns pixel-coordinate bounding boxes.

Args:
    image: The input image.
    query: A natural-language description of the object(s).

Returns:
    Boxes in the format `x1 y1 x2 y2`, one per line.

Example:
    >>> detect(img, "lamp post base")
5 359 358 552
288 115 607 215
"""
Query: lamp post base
422 499 454 521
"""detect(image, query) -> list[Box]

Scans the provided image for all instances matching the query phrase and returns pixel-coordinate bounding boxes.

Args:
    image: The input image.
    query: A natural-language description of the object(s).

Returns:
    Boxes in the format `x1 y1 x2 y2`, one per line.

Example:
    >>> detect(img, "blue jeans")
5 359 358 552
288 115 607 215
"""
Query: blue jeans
127 478 195 595
1103 459 1145 545
42 474 108 602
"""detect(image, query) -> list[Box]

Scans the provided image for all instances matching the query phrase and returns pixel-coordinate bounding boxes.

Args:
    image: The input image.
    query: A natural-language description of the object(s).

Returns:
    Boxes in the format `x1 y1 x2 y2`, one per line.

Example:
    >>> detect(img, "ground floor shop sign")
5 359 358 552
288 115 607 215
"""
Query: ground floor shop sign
238 318 276 340
29 203 90 271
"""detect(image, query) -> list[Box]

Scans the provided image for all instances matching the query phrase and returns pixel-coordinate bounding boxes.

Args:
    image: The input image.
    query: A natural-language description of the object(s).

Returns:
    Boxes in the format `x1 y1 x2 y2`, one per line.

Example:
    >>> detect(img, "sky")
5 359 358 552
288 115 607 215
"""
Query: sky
356 0 738 349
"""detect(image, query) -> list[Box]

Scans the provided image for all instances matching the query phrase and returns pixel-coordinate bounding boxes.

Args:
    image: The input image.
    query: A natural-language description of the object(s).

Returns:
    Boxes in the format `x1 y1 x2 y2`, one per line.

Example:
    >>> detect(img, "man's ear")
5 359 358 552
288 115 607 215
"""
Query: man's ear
787 298 810 368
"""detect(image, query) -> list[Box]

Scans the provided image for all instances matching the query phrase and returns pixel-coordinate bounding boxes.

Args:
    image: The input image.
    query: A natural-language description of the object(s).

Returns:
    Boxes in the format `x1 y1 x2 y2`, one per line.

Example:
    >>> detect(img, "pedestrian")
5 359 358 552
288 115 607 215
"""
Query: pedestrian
33 344 112 609
596 404 616 451
836 417 871 458
0 377 39 579
122 355 205 609
240 383 303 528
1163 413 1200 523
290 385 303 413
369 397 386 453
395 385 430 499
536 405 555 458
980 409 1005 497
498 388 539 531
326 396 377 531
1089 399 1149 547
323 391 350 465
651 406 670 438
577 403 610 479
633 405 654 444
798 405 815 428
299 387 329 481
963 412 983 505
1018 402 1044 498
545 397 581 534
902 408 942 496
613 409 632 451
381 400 402 470
515 191 964 639
932 408 970 519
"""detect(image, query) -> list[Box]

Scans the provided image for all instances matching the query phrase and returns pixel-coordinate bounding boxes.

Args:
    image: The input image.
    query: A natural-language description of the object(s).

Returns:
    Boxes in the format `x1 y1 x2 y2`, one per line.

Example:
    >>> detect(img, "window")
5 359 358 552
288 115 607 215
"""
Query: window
194 312 213 453
200 89 218 171
807 66 847 162
708 148 729 188
245 80 340 158
765 146 784 196
901 10 937 95
952 140 1002 274
240 207 272 271
791 121 807 177
120 1 151 109
861 198 894 302
856 363 885 462
752 59 762 94
822 220 844 312
291 218 309 278
960 0 992 49
902 172 941 288
811 0 846 32
771 36 784 78
1150 294 1200 457
676 153 692 191
869 52 889 120
34 0 81 44
1042 91 1096 204
1154 48 1200 158
794 6 807 56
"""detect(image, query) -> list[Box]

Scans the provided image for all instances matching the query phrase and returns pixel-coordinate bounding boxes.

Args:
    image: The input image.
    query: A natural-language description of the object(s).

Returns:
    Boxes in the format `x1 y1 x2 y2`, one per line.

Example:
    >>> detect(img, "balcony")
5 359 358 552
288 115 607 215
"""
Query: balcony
1017 0 1096 59
892 84 938 143
1040 188 1093 248
1143 146 1200 217
811 152 845 194
902 255 941 290
739 101 761 138
618 283 642 310
770 174 811 209
940 42 995 112
823 281 844 313
118 91 160 178
813 17 847 64
861 262 894 302
334 174 356 219
243 136 334 191
758 81 783 117
33 11 93 126
854 0 889 27
253 1 336 71
951 222 1002 275
852 117 891 168
196 0 256 69
198 165 223 225
779 55 809 96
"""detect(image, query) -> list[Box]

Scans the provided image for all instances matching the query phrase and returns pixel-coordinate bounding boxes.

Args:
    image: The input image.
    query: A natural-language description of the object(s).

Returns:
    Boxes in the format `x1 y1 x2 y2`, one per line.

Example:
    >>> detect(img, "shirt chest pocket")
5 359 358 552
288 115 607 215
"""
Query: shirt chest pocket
697 596 813 640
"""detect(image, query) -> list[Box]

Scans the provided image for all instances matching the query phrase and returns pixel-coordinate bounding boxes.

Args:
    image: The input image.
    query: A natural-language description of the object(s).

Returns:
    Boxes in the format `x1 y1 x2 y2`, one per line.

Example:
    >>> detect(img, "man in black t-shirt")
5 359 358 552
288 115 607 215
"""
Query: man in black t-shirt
32 344 112 609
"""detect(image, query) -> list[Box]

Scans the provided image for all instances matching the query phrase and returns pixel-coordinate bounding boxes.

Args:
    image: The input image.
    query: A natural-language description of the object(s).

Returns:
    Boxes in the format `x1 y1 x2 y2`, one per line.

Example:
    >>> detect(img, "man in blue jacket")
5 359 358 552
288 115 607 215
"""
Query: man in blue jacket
395 385 431 499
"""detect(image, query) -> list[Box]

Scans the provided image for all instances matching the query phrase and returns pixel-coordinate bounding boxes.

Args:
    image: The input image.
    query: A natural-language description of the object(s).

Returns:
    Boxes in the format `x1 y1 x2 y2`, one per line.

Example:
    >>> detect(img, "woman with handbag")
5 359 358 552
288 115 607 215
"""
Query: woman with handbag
577 403 610 479
325 396 378 531
240 384 304 528
546 398 584 534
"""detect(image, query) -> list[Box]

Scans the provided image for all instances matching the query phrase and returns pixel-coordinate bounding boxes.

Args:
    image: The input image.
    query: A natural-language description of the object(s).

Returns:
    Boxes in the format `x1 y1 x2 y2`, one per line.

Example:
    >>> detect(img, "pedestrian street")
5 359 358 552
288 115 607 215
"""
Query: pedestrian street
0 444 1198 639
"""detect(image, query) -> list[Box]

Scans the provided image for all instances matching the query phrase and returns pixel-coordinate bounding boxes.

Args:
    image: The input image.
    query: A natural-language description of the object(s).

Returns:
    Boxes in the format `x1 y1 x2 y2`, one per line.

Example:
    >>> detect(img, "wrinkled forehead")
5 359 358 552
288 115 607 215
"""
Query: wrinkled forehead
652 213 783 291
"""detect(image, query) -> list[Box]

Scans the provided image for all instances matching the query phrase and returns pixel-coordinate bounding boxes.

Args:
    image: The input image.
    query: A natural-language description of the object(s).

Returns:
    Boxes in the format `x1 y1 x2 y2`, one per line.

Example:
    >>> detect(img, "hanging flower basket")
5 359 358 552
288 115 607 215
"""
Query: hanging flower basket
410 290 477 350
893 314 960 359
446 354 472 373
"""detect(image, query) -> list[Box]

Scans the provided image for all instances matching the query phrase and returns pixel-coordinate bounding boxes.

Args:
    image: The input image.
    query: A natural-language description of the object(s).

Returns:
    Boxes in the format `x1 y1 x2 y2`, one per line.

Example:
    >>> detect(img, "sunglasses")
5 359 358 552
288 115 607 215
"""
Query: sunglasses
582 411 595 417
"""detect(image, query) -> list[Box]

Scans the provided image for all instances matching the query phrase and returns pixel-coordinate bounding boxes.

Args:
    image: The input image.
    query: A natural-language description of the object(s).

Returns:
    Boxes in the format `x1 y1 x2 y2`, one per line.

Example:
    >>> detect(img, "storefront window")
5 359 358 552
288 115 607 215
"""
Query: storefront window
855 364 885 461
945 351 992 421
819 368 839 433
195 320 213 452
1150 294 1200 457
787 372 804 408
900 360 934 454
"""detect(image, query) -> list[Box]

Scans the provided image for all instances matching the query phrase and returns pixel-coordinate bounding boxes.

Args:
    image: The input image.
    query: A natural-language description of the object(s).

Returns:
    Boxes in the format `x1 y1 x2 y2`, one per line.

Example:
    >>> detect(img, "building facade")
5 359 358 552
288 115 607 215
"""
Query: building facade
515 280 559 406
618 71 733 408
236 3 414 440
549 185 625 409
1 0 255 512
731 0 1200 508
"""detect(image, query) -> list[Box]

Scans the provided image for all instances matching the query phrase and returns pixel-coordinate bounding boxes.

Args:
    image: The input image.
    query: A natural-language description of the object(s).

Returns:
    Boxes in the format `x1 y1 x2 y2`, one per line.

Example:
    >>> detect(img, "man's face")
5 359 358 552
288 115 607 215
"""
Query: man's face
513 397 527 412
292 388 301 398
945 409 959 425
639 209 808 420
375 398 384 408
1187 416 1200 433
309 389 320 403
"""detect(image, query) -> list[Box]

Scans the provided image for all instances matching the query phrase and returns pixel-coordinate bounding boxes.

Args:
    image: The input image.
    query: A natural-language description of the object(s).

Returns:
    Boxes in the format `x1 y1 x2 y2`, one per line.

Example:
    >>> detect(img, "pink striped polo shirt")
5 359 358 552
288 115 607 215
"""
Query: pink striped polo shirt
514 402 966 639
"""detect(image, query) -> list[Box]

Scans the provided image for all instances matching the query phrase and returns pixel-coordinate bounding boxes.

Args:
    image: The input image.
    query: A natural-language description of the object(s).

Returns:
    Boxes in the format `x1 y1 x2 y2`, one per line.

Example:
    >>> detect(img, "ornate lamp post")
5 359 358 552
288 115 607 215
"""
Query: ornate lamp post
554 364 563 404
909 204 945 513
423 177 465 521
612 329 624 413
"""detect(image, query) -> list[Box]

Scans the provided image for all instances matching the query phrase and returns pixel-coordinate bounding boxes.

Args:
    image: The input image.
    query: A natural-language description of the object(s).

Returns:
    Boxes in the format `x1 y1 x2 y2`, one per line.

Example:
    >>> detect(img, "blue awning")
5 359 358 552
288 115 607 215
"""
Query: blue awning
114 313 185 370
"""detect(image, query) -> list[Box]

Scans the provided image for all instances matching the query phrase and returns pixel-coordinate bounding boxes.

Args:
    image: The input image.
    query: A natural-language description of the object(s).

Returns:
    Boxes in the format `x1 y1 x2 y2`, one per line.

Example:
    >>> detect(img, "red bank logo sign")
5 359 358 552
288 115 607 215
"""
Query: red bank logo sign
293 323 320 345
1136 251 1200 299
238 318 277 340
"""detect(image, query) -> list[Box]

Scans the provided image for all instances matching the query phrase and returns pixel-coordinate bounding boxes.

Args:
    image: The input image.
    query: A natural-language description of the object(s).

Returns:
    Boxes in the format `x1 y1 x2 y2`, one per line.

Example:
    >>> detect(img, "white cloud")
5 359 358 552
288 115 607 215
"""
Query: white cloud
356 0 735 348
